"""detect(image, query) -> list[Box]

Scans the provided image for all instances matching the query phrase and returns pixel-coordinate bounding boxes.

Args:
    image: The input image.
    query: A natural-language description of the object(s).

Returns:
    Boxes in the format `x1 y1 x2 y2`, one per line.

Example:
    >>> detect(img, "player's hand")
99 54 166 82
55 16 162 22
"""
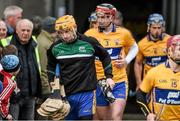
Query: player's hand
147 113 156 121
114 56 127 68
135 81 142 91
6 114 13 121
106 78 115 90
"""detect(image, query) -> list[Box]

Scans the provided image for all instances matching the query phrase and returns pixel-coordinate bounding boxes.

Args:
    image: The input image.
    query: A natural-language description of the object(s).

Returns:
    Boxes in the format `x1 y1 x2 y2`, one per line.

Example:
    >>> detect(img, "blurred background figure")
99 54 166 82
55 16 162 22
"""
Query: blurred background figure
35 16 57 120
88 12 98 29
114 10 123 27
31 16 42 37
134 13 171 91
0 20 7 40
1 44 18 57
0 20 8 61
0 55 20 120
3 5 23 36
0 19 42 120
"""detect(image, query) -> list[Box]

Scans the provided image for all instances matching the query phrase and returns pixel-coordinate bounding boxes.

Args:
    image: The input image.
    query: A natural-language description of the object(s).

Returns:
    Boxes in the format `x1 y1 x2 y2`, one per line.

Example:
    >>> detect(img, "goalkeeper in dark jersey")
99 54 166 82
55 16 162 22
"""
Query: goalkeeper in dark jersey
47 15 113 120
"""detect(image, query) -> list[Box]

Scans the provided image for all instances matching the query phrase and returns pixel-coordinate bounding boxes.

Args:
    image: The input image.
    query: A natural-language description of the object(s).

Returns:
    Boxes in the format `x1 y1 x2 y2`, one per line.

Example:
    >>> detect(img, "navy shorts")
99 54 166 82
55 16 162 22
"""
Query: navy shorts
65 91 95 120
96 81 128 106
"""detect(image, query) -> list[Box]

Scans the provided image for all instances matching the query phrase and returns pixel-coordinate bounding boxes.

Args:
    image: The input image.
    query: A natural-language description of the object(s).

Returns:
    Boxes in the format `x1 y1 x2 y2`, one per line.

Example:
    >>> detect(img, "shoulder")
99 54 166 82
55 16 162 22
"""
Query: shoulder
138 36 148 46
78 33 99 44
163 33 171 41
84 28 98 36
116 26 132 34
164 33 171 38
148 63 165 75
49 40 61 50
37 34 51 47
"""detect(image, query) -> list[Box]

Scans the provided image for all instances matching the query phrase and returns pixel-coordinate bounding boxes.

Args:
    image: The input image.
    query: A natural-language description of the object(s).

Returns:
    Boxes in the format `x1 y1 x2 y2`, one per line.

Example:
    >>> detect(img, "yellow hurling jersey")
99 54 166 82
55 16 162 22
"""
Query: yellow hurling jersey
85 27 135 83
140 63 180 120
136 34 171 77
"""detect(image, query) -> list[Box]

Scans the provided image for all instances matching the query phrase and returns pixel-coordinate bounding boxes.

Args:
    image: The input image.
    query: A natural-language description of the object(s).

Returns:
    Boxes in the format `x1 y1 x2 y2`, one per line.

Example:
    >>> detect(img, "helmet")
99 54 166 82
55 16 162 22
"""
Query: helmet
167 35 180 49
147 13 165 26
96 3 116 16
55 15 76 31
167 35 180 65
88 12 97 22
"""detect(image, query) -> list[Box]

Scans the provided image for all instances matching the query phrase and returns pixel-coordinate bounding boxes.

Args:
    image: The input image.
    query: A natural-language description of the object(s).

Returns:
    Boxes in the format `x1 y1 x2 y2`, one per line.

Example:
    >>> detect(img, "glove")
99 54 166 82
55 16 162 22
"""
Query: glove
98 78 116 103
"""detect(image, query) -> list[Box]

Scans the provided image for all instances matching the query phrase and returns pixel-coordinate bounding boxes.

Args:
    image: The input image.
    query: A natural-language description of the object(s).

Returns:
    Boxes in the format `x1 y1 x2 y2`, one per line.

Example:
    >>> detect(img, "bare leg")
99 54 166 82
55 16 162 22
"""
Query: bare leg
110 99 126 120
93 112 99 120
96 106 111 120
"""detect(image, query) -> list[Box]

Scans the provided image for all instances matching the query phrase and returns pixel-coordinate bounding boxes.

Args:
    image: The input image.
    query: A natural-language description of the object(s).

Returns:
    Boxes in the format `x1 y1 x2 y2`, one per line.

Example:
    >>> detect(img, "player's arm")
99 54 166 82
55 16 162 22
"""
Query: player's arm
83 35 113 79
136 89 151 116
123 29 138 64
47 42 59 83
93 39 115 89
125 42 138 64
134 56 143 91
136 68 156 120
136 89 156 120
81 34 114 88
0 80 14 118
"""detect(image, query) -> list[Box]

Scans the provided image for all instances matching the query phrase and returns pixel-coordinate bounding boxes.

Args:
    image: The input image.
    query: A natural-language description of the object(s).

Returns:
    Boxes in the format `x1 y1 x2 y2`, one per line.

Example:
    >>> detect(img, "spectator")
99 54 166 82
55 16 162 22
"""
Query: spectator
1 19 41 120
31 16 42 37
0 20 7 40
0 20 8 59
3 5 23 36
35 16 57 120
0 55 20 120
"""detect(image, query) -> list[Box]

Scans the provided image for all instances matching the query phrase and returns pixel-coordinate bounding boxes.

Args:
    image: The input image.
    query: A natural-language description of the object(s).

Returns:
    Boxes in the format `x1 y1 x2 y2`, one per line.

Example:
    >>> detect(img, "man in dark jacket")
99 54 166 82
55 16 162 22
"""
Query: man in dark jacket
1 19 41 120
47 15 114 120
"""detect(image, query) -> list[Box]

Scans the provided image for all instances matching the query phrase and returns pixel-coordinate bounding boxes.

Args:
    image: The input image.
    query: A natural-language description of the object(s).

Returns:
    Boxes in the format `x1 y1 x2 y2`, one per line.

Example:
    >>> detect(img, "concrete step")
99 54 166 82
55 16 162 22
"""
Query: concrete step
123 113 146 120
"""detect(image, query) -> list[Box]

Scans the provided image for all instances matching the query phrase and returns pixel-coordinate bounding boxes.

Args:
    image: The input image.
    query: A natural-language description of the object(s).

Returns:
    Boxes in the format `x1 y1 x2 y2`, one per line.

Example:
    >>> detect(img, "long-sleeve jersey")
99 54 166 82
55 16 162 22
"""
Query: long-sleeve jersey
137 61 180 120
85 27 136 83
136 34 171 77
0 70 16 118
47 33 113 95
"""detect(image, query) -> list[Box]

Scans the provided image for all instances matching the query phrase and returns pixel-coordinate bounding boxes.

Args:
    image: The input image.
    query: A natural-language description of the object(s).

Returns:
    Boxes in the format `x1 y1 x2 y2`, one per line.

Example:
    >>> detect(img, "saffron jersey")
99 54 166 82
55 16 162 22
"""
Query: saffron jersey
85 27 135 83
140 62 180 120
136 34 171 77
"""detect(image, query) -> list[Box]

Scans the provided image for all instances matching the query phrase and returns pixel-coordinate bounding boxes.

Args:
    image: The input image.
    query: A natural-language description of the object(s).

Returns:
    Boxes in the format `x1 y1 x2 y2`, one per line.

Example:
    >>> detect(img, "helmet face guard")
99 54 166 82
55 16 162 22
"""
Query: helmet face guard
55 15 77 43
96 3 116 32
147 14 165 25
96 3 116 16
55 15 76 32
147 13 165 32
167 35 180 65
147 13 166 41
88 12 97 22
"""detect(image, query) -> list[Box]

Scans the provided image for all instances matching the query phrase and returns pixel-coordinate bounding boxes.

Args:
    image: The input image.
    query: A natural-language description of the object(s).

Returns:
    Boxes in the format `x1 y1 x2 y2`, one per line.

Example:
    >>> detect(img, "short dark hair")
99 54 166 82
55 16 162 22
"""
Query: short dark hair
2 44 18 57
